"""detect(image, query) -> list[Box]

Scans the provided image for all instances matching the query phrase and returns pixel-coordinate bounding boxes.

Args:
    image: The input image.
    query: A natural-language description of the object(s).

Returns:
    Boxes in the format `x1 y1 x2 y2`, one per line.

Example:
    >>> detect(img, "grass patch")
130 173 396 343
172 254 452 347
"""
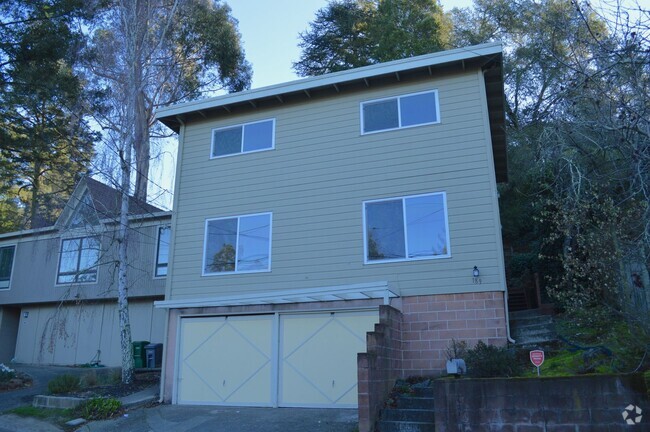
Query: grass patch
48 374 81 394
8 405 76 425
75 397 122 420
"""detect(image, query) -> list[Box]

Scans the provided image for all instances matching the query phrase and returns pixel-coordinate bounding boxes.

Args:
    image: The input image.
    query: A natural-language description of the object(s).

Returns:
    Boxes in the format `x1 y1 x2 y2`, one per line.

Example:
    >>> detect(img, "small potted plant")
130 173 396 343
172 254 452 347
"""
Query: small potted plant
445 339 467 376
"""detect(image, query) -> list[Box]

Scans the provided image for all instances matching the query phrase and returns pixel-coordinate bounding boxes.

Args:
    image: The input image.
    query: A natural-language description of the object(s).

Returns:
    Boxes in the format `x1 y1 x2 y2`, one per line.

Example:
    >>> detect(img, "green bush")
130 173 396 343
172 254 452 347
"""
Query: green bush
466 341 521 378
76 397 122 420
47 374 80 394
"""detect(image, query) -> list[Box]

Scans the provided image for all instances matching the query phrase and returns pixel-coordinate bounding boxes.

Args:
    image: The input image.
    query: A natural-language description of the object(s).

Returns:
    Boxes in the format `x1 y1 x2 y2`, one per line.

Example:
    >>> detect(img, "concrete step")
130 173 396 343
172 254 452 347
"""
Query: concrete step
382 408 435 423
510 314 554 327
395 396 435 410
411 386 434 398
513 327 556 339
509 308 547 319
378 420 435 432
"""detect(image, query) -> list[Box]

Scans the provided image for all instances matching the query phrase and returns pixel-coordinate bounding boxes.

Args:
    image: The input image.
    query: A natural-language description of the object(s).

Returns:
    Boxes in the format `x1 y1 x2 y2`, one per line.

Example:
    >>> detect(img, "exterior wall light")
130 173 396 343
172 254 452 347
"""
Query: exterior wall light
473 266 480 278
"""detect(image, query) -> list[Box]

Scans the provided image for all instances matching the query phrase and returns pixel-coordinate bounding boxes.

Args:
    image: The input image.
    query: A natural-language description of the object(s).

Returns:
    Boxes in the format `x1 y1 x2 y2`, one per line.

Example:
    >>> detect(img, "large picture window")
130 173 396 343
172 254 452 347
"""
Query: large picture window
57 236 100 284
211 119 275 158
361 90 439 134
363 192 450 263
155 226 171 277
0 245 15 289
203 213 272 275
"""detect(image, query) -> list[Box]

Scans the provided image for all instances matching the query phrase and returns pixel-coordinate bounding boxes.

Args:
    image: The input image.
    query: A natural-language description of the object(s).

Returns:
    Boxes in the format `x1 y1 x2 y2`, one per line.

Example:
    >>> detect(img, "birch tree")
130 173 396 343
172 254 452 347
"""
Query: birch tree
87 0 251 202
85 0 250 383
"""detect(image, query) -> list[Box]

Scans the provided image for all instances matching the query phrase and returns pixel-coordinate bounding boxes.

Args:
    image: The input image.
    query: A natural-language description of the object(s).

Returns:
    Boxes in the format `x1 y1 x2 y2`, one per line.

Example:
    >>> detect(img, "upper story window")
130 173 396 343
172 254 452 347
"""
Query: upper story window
203 212 272 275
155 226 171 278
363 192 450 264
211 119 275 158
0 245 16 290
361 90 439 134
57 236 100 284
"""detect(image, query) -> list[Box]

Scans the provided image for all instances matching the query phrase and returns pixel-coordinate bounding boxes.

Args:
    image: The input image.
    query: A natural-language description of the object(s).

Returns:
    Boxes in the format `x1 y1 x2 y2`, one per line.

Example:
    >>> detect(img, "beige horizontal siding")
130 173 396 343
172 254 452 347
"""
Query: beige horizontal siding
0 219 168 305
169 70 505 299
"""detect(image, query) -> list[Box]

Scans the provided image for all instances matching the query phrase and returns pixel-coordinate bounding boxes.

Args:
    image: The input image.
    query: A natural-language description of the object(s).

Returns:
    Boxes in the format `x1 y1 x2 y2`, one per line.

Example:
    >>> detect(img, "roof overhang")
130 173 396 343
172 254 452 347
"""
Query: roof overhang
156 42 507 182
154 281 398 309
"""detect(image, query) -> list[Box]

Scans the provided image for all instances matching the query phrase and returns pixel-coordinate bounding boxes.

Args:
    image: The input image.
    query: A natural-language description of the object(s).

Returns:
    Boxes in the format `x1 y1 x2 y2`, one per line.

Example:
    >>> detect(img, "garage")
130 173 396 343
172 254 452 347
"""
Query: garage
176 310 378 407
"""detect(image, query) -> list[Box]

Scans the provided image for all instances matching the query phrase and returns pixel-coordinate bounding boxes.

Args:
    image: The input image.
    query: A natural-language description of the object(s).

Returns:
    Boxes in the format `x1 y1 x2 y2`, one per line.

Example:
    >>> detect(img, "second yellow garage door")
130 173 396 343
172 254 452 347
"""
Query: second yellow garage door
279 311 378 407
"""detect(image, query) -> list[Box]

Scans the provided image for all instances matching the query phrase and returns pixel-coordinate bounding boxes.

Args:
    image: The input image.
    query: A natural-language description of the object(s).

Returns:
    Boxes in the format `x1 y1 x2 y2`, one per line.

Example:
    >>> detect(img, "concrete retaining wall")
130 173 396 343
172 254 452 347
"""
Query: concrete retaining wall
433 374 649 431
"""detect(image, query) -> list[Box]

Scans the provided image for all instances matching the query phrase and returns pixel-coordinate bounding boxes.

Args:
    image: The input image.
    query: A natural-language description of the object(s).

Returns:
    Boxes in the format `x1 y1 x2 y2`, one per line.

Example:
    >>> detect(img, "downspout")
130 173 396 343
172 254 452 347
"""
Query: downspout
482 67 515 344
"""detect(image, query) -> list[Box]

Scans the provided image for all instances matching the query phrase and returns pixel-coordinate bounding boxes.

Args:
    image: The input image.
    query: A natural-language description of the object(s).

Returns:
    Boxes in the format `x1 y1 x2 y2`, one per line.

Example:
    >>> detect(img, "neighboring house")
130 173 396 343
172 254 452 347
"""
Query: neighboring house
155 42 509 429
0 176 170 367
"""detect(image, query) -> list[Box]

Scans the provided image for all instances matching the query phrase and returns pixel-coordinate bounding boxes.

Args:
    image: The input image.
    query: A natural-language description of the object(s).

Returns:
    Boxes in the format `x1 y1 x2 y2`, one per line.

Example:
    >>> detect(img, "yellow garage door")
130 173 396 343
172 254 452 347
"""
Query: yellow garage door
177 315 274 406
279 311 378 408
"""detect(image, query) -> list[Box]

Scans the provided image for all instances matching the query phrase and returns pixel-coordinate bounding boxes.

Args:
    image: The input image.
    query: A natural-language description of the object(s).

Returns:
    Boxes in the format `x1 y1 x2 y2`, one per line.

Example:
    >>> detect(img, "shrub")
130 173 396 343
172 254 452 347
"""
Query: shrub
48 374 81 394
466 341 521 378
445 339 468 360
0 364 16 383
76 397 122 420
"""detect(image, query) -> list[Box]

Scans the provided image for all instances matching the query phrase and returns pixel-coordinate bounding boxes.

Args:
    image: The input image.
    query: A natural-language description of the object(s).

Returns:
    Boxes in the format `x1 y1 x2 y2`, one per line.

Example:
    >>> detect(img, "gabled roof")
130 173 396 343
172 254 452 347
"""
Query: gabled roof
55 176 164 229
156 42 507 182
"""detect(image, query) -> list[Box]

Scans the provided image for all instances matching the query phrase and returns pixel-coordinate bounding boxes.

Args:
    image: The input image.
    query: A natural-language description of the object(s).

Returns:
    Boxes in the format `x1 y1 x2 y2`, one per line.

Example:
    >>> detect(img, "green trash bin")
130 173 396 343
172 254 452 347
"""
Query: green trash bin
132 340 149 368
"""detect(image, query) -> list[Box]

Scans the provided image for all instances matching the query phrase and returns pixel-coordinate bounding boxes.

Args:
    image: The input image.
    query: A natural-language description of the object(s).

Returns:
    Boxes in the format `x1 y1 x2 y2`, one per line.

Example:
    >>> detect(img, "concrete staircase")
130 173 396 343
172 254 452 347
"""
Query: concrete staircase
377 385 435 432
510 309 557 345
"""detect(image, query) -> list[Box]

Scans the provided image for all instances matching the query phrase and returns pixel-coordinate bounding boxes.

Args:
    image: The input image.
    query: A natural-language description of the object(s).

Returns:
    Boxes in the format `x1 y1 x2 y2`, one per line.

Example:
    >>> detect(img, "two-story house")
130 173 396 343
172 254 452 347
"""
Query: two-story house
155 42 510 427
0 176 170 366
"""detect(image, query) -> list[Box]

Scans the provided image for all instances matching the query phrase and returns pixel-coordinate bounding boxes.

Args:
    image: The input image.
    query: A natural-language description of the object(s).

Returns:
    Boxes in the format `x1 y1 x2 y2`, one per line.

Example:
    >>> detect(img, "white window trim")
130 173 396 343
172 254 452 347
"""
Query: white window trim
360 89 440 135
55 236 101 286
362 191 451 265
202 212 273 276
0 243 17 291
210 118 276 159
154 225 171 279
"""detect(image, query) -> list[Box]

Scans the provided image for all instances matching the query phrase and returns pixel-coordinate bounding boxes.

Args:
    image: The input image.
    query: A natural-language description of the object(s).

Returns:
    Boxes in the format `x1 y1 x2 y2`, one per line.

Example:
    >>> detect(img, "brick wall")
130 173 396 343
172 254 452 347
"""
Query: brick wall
357 305 403 432
400 292 507 376
433 374 649 431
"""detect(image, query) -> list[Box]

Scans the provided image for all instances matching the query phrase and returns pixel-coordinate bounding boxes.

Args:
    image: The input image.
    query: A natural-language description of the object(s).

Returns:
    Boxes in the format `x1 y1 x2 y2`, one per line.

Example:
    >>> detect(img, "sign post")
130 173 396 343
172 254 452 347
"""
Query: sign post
530 350 544 376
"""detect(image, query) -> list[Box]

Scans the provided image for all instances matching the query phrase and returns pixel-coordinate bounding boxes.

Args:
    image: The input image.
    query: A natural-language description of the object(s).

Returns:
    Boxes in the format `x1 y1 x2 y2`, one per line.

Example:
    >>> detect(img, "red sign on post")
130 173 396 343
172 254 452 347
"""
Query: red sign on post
530 350 544 376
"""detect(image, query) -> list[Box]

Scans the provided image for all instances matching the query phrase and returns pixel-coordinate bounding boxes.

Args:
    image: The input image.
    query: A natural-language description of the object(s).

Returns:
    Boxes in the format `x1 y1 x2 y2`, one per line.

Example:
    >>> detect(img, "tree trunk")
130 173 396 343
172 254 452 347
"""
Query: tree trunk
117 142 134 384
133 88 150 203
29 161 41 229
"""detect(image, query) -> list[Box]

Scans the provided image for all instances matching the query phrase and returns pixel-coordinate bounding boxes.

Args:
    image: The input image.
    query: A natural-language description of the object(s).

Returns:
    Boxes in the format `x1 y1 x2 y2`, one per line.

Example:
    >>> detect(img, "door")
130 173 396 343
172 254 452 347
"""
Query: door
279 310 378 407
177 315 274 405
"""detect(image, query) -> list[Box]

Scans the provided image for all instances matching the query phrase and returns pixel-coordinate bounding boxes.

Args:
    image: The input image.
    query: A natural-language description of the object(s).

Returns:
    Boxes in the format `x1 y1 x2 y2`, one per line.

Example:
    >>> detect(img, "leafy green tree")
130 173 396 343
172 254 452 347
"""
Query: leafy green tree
0 0 97 229
451 0 650 332
294 0 451 76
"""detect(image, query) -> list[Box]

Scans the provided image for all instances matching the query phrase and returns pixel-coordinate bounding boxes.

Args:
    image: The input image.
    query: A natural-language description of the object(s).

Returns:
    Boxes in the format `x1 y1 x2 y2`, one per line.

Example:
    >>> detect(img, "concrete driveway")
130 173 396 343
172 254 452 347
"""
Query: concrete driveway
78 405 358 432
1 365 359 432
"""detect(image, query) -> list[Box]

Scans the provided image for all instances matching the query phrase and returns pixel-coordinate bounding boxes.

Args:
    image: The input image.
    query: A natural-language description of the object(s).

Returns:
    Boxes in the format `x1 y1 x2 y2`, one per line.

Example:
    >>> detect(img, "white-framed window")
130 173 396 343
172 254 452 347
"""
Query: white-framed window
363 192 450 264
56 236 100 284
360 89 440 134
155 226 171 278
0 245 16 290
211 118 275 158
203 212 272 275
